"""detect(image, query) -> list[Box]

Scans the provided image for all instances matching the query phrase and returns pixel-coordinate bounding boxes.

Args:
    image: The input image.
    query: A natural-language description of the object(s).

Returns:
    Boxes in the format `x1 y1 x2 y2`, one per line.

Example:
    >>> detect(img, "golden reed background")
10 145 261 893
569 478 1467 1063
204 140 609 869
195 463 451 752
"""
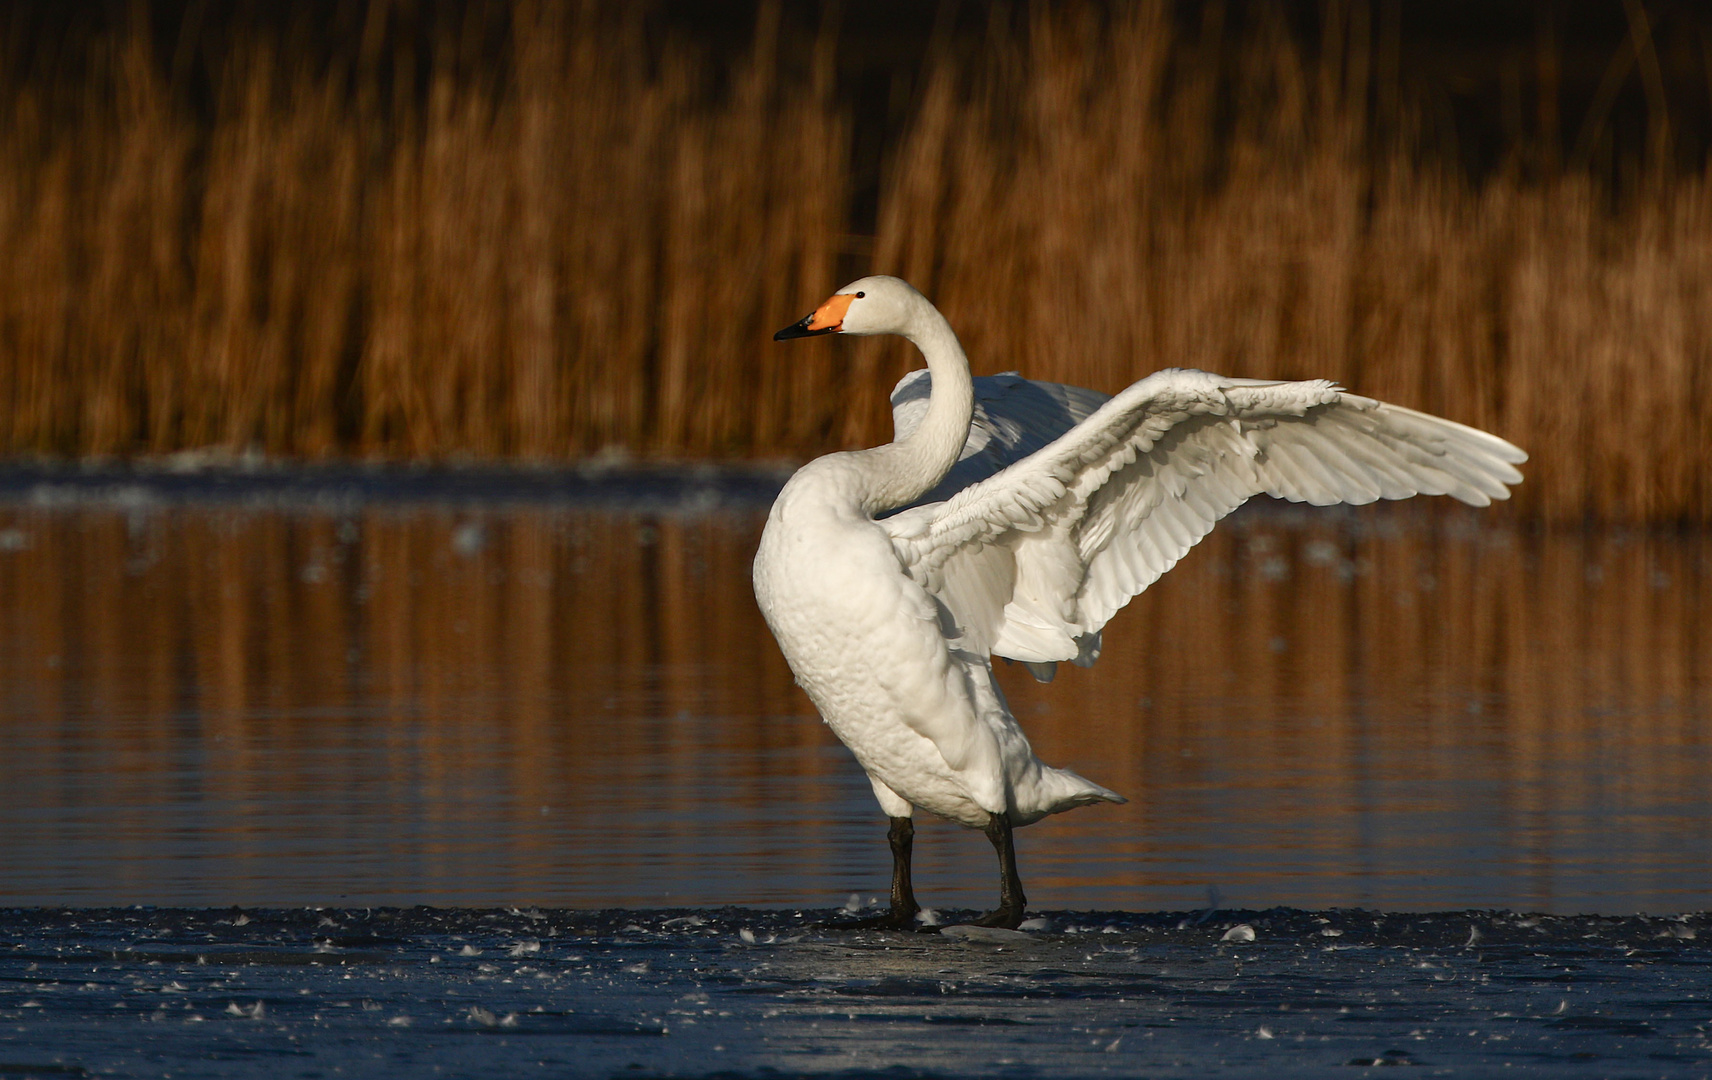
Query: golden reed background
2 2 1710 520
1 503 1706 905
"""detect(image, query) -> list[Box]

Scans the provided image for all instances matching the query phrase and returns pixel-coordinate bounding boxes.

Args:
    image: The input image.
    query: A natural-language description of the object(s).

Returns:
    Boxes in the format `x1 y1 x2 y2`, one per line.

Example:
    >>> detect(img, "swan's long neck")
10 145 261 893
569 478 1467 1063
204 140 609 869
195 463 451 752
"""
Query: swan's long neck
854 299 973 515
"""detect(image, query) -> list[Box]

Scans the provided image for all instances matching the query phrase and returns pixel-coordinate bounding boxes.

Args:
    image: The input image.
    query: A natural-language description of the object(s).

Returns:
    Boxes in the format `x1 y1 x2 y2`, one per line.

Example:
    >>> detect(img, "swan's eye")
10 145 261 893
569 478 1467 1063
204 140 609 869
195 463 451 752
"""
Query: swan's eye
855 291 865 298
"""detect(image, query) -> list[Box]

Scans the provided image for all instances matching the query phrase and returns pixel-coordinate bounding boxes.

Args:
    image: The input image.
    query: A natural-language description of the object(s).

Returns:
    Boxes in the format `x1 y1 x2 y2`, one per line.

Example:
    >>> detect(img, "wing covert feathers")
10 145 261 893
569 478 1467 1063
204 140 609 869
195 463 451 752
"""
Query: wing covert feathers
890 370 1111 508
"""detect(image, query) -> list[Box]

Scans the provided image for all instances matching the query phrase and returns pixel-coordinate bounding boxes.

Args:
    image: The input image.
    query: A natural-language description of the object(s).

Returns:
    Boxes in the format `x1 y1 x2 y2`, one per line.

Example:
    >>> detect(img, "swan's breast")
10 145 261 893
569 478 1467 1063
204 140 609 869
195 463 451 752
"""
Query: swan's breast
753 467 924 657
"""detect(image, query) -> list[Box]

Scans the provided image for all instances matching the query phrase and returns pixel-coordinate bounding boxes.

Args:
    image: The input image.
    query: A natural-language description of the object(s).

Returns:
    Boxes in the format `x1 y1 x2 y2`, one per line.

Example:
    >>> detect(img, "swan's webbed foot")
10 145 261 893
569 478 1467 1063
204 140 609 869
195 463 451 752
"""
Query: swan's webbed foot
967 904 1027 929
818 907 922 931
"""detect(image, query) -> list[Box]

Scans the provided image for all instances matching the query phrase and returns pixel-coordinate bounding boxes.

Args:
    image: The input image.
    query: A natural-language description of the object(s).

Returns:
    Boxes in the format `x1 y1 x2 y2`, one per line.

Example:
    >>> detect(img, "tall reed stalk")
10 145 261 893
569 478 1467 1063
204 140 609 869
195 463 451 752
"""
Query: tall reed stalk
0 1 1708 521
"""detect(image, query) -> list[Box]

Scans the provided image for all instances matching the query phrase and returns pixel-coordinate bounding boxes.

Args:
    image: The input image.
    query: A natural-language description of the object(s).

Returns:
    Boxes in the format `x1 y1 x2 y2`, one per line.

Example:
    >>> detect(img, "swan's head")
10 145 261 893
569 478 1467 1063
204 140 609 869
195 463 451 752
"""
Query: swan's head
774 276 924 341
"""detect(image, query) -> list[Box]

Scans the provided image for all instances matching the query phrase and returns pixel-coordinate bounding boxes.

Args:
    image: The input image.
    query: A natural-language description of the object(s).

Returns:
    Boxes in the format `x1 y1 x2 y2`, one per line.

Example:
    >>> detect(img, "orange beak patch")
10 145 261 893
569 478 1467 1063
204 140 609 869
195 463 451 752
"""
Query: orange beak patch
804 293 856 333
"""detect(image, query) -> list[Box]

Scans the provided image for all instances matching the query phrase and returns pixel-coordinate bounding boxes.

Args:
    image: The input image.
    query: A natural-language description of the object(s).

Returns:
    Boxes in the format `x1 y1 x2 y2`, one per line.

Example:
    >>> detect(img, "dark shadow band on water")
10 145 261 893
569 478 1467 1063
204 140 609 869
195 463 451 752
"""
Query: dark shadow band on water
0 460 796 512
0 459 1559 543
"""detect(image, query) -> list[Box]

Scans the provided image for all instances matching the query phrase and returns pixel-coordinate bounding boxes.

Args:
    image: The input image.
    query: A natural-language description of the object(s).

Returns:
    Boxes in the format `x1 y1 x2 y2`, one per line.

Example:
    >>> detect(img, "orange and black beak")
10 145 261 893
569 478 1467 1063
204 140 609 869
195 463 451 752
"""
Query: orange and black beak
775 293 854 340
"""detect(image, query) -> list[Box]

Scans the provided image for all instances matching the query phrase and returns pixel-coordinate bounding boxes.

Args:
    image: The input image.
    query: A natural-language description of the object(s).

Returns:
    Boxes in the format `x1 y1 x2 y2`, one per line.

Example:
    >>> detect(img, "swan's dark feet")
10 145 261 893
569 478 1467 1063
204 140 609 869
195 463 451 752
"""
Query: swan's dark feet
819 816 924 931
968 904 1027 929
819 907 922 931
970 812 1028 929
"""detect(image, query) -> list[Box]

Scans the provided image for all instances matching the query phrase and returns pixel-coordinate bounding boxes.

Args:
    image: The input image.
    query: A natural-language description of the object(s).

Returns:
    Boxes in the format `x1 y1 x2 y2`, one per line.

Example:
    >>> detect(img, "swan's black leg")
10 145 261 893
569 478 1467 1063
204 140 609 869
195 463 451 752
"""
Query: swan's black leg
821 816 922 930
885 815 922 921
971 812 1028 928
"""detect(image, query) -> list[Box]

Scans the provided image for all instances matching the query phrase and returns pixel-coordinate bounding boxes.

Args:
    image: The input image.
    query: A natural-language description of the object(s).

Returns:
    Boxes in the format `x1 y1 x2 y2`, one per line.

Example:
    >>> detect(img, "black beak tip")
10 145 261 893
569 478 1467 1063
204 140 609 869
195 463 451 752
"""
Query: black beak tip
775 317 835 342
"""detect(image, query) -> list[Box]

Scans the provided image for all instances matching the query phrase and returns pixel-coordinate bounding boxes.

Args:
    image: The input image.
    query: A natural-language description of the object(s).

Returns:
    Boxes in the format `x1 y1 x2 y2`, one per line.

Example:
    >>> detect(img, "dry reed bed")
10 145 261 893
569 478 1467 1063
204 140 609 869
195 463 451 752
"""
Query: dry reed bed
0 3 849 461
0 2 1708 520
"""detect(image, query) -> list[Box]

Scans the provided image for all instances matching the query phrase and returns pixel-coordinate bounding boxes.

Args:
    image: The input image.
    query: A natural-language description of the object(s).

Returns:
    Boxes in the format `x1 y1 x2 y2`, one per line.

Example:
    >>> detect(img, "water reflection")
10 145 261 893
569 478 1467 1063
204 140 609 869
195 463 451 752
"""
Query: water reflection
1 490 1707 914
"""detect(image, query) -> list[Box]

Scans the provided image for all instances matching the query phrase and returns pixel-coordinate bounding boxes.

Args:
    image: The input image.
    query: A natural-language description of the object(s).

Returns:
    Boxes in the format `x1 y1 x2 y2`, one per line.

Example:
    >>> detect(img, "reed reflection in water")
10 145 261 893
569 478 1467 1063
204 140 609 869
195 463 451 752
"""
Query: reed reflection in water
1 493 1707 914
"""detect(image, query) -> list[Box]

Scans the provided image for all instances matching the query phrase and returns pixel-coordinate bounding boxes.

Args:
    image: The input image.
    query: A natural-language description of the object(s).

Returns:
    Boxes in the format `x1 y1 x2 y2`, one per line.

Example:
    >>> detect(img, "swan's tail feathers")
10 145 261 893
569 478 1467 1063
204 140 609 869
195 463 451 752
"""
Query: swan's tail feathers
1055 768 1126 807
1015 765 1125 824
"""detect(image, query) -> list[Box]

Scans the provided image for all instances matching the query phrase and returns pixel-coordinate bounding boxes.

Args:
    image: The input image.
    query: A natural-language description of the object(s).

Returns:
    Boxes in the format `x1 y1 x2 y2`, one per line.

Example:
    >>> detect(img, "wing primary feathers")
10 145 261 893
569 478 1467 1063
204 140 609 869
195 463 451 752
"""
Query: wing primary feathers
882 369 1525 669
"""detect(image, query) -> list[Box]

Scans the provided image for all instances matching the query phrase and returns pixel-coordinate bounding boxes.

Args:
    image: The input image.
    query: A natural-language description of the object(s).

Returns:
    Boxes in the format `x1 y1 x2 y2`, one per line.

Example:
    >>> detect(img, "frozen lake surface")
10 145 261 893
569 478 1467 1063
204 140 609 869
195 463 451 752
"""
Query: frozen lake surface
2 905 1708 1078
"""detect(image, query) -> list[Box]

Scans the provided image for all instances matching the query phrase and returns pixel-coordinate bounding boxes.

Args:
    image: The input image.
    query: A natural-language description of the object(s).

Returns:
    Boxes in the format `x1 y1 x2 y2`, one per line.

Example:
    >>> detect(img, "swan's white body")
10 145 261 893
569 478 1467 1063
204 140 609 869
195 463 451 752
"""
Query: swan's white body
755 449 1120 829
756 276 1526 920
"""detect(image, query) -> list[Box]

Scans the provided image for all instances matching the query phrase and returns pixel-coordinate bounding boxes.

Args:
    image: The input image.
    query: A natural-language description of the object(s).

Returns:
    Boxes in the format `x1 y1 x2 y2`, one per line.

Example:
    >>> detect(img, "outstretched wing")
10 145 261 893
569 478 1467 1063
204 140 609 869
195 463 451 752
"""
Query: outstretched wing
880 368 1526 677
888 369 1111 511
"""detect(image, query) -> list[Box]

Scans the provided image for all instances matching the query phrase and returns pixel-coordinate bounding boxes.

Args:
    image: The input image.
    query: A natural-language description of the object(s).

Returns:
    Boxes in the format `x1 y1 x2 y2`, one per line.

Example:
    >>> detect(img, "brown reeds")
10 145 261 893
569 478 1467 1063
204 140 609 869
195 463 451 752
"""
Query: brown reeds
0 1 849 462
855 3 1712 522
1 2 1709 520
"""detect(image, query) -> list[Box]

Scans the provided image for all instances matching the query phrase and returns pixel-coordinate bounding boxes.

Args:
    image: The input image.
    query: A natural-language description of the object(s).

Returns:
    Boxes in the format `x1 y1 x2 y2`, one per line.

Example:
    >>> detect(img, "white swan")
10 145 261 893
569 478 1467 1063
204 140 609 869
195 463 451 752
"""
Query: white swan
754 276 1526 929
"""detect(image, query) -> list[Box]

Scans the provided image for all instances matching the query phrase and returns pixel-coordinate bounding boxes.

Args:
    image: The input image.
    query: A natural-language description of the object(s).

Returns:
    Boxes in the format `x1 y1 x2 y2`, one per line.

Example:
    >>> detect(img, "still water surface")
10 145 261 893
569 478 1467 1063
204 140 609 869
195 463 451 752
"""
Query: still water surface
2 472 1708 914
